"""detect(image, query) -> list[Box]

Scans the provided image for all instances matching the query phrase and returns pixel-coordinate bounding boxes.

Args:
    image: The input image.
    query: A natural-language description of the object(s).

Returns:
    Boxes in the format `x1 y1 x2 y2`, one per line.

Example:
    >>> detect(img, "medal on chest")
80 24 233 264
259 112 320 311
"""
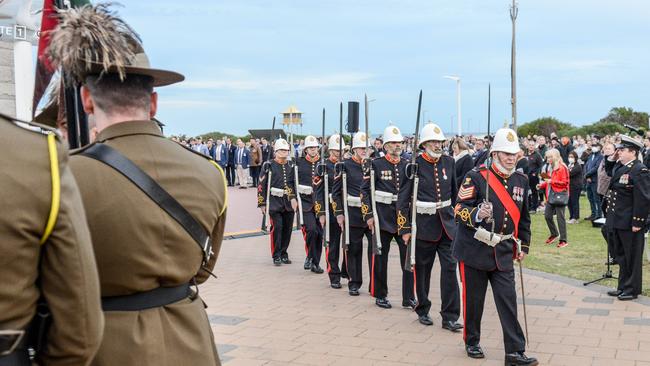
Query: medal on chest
512 186 524 202
381 170 392 180
619 174 629 184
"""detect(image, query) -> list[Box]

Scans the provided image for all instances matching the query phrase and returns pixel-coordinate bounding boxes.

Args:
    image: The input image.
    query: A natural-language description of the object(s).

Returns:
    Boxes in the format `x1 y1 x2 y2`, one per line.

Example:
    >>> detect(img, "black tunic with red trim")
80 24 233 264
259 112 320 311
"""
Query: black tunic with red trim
361 155 408 234
396 153 457 241
257 159 296 213
317 157 338 218
332 156 368 228
296 155 325 214
451 164 531 272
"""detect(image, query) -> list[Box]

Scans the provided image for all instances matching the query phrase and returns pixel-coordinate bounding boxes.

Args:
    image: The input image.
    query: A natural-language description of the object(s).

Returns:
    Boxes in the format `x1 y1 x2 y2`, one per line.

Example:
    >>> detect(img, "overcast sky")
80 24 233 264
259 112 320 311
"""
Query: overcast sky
112 0 649 137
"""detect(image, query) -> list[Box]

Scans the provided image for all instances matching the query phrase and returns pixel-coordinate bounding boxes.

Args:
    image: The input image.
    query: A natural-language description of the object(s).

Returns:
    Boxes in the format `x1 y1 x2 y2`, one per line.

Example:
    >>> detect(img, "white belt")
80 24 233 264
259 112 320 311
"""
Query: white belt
375 190 397 204
297 184 313 195
270 187 285 197
347 195 362 207
473 227 514 247
415 199 451 215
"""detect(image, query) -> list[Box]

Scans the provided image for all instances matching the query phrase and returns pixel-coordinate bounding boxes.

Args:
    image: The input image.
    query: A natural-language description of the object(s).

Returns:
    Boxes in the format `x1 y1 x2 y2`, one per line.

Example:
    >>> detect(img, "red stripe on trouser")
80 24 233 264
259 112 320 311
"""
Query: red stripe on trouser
270 218 275 255
460 261 467 343
325 247 331 273
370 254 376 296
412 265 417 308
301 226 308 256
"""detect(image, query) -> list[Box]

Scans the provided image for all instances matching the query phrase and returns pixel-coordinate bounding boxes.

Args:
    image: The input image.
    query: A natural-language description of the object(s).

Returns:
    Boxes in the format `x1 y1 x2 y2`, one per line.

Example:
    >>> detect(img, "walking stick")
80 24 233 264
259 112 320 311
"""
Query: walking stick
517 240 530 346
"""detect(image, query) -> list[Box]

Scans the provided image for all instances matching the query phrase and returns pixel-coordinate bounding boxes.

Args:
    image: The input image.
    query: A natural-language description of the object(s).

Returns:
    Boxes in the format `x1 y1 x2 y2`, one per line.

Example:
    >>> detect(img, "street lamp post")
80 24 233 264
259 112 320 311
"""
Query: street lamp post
444 75 462 136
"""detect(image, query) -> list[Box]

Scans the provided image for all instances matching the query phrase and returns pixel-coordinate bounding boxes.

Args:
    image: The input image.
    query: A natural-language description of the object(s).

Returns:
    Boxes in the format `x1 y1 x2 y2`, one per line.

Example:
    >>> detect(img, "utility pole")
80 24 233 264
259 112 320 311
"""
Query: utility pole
510 0 519 130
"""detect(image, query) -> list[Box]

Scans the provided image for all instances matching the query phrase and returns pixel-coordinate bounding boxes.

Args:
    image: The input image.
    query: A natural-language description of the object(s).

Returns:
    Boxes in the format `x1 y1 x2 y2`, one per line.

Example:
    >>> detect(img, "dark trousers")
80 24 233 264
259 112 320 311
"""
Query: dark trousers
610 228 645 296
369 230 414 301
250 166 261 187
325 212 343 284
348 226 372 290
528 175 539 210
586 182 602 218
226 164 236 186
270 210 294 260
301 211 323 265
460 262 526 354
544 204 567 241
568 186 581 220
413 234 460 322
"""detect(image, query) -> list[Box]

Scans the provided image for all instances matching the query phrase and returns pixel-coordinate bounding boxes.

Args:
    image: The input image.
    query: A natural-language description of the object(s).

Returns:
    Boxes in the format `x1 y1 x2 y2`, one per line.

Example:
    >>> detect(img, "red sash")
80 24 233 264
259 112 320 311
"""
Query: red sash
479 169 520 238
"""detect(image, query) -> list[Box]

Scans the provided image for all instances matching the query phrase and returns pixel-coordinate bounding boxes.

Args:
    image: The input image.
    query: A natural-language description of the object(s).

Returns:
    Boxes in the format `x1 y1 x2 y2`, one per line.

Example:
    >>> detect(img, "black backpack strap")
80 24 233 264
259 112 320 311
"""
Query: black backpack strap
80 143 213 265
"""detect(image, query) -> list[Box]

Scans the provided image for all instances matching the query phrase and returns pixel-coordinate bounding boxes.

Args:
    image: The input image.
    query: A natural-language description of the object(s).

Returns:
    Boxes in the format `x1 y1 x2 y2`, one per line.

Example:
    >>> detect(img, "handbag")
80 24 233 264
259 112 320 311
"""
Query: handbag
548 187 569 206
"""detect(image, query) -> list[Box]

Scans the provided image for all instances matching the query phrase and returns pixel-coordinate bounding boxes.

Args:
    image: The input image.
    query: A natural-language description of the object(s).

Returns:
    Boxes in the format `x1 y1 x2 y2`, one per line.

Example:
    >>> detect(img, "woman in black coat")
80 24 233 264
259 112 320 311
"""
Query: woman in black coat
567 150 583 223
451 138 474 189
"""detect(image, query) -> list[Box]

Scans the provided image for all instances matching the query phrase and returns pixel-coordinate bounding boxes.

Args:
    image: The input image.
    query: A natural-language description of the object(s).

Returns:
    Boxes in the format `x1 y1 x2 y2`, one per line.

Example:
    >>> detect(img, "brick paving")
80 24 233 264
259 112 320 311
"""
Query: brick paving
203 233 650 365
210 187 650 365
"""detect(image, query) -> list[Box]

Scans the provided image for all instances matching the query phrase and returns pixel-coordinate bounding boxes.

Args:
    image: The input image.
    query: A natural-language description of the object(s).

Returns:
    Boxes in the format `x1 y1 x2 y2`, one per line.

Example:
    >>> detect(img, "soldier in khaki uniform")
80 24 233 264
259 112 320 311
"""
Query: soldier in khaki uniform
0 113 104 365
48 5 227 366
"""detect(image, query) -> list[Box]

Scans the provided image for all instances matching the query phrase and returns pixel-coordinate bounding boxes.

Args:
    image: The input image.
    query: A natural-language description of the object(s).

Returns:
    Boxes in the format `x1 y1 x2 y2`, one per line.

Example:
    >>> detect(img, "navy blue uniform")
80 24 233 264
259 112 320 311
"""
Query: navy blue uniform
332 156 372 291
320 157 345 284
397 153 460 321
361 155 415 303
258 160 296 260
296 155 325 266
604 158 650 296
452 164 531 354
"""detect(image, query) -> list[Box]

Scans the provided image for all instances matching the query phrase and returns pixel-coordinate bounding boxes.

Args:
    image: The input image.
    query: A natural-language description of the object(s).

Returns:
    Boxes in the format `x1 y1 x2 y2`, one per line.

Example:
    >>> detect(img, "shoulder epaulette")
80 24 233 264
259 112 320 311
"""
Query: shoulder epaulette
1 112 61 138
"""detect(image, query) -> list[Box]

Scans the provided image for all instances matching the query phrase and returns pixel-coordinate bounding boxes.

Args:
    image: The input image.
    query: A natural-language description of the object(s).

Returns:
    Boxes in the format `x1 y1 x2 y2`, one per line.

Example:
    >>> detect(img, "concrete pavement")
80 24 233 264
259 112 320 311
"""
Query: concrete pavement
204 229 650 365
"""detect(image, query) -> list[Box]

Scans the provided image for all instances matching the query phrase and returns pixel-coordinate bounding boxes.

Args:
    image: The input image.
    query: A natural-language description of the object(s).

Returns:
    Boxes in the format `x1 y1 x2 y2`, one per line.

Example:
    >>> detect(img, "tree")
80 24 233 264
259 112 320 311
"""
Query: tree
517 117 573 138
600 107 649 128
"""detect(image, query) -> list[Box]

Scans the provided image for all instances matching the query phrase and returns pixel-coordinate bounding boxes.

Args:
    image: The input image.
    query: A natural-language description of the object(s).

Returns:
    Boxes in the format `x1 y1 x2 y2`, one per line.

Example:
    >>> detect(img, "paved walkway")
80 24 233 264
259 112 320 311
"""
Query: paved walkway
203 231 650 365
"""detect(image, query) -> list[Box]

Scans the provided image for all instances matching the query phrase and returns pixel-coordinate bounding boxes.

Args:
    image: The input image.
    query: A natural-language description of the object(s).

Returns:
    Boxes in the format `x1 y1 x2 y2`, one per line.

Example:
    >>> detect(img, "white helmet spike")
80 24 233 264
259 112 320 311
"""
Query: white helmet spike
382 124 404 146
352 131 367 149
274 138 290 151
303 135 319 148
418 123 445 148
490 128 520 154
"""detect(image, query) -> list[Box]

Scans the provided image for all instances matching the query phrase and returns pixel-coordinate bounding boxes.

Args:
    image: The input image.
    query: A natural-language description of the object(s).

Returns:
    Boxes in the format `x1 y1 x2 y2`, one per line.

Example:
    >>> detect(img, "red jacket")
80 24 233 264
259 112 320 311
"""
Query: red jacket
540 163 570 198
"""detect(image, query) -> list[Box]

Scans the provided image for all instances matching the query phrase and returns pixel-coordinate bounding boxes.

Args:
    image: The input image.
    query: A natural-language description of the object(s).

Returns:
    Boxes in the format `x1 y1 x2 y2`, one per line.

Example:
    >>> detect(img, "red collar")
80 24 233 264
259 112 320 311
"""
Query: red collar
385 155 400 165
274 158 288 165
328 156 338 163
306 154 320 163
490 162 510 179
352 155 363 164
421 153 438 164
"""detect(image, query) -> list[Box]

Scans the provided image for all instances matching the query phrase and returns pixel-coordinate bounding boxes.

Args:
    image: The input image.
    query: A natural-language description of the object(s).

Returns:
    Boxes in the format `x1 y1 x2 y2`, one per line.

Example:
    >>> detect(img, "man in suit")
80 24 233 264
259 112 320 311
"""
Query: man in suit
225 137 236 186
214 139 228 169
584 143 604 220
235 138 251 189
261 137 274 162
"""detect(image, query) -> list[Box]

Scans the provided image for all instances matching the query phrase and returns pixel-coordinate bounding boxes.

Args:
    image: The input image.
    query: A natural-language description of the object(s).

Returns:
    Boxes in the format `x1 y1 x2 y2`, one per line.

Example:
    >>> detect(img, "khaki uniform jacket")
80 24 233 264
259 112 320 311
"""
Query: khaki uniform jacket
0 115 103 365
69 121 227 366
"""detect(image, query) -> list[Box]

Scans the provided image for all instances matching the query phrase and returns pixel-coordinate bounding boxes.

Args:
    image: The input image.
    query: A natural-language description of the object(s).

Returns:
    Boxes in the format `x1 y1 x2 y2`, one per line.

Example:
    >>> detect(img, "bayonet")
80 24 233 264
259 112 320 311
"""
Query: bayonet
405 90 422 271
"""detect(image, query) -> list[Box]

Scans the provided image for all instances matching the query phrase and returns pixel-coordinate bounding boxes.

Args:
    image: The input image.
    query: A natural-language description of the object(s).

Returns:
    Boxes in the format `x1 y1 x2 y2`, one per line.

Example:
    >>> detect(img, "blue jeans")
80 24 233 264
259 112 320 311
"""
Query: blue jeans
586 182 602 218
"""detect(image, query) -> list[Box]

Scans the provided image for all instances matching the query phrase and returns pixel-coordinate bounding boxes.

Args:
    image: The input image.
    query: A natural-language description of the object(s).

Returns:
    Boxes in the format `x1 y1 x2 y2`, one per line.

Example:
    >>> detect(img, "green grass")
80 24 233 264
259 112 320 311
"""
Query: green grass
526 195 650 296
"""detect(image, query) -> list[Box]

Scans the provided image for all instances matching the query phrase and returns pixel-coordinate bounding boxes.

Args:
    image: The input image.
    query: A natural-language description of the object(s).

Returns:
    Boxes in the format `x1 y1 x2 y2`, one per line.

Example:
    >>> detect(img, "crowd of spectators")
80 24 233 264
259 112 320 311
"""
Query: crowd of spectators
170 130 650 249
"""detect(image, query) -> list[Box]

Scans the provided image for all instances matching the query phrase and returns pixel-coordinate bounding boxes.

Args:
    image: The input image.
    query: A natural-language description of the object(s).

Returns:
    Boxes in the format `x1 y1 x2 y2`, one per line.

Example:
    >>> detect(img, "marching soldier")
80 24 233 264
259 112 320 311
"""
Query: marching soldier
0 113 103 366
322 134 345 288
51 5 226 364
604 135 650 301
397 123 463 331
296 135 325 273
259 138 299 265
333 132 372 296
362 125 416 309
452 128 537 365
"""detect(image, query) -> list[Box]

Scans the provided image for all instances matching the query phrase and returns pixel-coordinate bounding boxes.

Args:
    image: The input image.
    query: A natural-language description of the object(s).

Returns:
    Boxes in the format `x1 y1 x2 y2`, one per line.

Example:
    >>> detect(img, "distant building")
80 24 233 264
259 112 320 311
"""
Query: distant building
281 105 302 126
